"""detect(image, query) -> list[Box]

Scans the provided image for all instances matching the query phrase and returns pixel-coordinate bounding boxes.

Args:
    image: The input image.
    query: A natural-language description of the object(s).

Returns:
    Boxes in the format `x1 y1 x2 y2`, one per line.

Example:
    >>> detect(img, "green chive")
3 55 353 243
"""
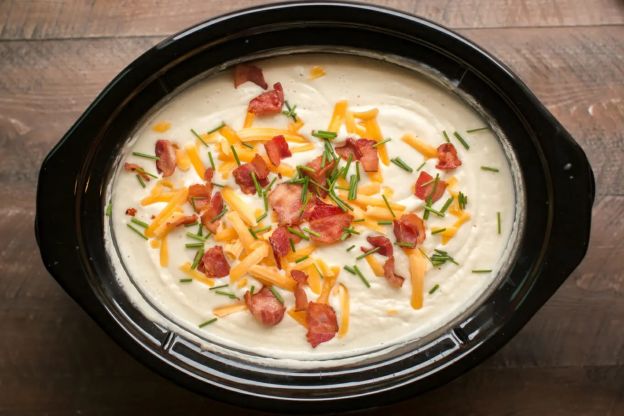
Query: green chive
348 174 358 201
295 255 309 263
197 222 203 236
250 285 255 294
179 278 193 283
429 284 440 295
199 317 217 328
190 128 209 146
184 221 199 228
377 220 393 225
381 194 396 218
431 228 446 235
346 245 356 252
396 242 415 248
356 246 380 260
312 130 338 140
256 211 268 222
289 238 296 252
136 174 146 188
212 182 224 188
343 265 356 274
209 284 229 291
440 197 454 214
297 165 315 173
230 145 241 166
242 142 254 149
191 248 204 270
207 121 225 134
215 290 238 300
126 224 147 240
248 227 258 240
282 101 298 122
105 203 112 216
262 191 269 212
287 227 309 240
373 138 391 147
186 232 208 242
352 218 365 223
250 171 262 196
270 286 284 304
416 161 427 171
353 265 371 288
301 177 309 203
430 249 459 267
453 131 470 150
253 225 271 234
132 151 160 160
472 269 492 273
302 227 320 237
329 192 353 212
481 166 499 172
343 154 353 179
265 177 277 192
424 205 444 217
355 161 360 181
136 168 158 179
207 151 216 169
497 212 501 234
390 157 413 173
458 192 468 210
342 227 360 235
185 242 204 249
210 207 227 223
442 130 451 143
466 126 489 133
313 263 324 279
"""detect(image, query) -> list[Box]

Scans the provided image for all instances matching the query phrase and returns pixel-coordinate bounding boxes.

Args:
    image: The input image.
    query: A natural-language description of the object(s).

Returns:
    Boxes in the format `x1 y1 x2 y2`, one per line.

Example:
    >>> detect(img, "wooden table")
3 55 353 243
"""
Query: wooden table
1 1 622 414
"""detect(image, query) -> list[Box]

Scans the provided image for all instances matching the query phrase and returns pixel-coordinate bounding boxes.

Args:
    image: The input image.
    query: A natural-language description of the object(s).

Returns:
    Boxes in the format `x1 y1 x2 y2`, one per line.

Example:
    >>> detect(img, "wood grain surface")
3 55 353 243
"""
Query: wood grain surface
1 1 623 415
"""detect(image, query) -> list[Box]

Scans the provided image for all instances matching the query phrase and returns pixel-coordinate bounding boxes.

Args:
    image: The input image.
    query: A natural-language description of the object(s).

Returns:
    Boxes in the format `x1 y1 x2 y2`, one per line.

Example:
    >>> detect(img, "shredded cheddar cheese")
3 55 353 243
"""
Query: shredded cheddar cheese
219 125 241 145
401 133 438 159
222 187 257 226
159 234 169 267
243 112 255 128
229 243 269 282
225 211 256 251
365 254 384 277
337 284 350 337
145 188 188 238
441 212 471 244
364 206 405 220
407 249 427 309
175 148 191 171
238 128 307 143
213 302 247 317
287 309 307 327
185 143 205 178
180 262 215 287
291 143 315 153
358 182 381 196
309 65 326 79
248 265 296 291
327 100 347 133
152 121 171 133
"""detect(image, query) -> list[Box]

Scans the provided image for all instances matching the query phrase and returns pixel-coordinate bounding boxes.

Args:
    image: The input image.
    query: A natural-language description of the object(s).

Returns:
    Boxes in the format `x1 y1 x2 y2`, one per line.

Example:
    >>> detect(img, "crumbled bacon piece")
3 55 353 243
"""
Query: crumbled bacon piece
248 82 284 116
233 155 269 195
414 171 447 203
291 270 309 311
436 143 462 170
233 63 268 90
383 257 405 288
125 208 137 216
200 191 223 233
303 156 336 197
204 167 214 183
393 213 426 246
362 235 393 257
188 183 212 212
264 135 291 166
155 140 177 177
124 163 151 181
198 246 230 278
302 197 343 222
309 213 353 244
335 138 379 172
269 183 303 225
306 302 338 348
166 214 197 228
244 286 286 326
269 226 302 269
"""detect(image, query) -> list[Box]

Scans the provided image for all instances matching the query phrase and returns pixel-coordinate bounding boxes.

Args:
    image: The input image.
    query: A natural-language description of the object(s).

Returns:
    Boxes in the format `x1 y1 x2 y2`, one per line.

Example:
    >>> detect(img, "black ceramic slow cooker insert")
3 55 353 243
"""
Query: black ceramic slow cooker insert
36 2 594 413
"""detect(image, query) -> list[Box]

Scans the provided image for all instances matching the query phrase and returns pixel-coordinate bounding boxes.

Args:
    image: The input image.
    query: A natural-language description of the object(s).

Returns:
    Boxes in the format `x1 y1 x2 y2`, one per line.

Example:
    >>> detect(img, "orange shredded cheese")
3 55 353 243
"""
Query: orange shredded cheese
248 265 296 291
175 148 191 171
401 133 438 159
225 211 256 251
309 65 326 79
344 111 367 136
238 128 307 143
287 309 308 327
362 116 389 165
317 267 339 304
219 125 241 145
285 244 317 263
150 239 161 249
152 121 171 133
291 143 315 153
185 144 205 178
337 283 349 337
243 112 255 128
229 243 269 282
327 100 348 133
214 227 237 242
358 182 380 195
159 234 169 267
352 108 379 120
222 187 257 226
213 302 247 317
441 212 471 245
407 249 427 309
179 262 215 287
364 206 405 220
365 255 384 277
288 119 305 133
338 192 405 211
145 188 188 238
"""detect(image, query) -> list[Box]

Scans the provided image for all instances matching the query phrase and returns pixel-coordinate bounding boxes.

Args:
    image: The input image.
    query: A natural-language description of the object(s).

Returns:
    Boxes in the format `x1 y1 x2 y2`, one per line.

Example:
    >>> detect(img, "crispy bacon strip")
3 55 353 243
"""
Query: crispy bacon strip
248 82 284 116
269 226 302 269
244 286 286 326
188 183 212 212
124 163 151 181
335 138 378 172
125 208 137 216
393 213 426 246
233 63 268 89
204 167 214 183
383 257 405 288
233 155 270 195
198 245 230 277
291 270 309 311
414 171 447 203
304 156 336 197
309 213 353 244
155 140 177 177
361 235 393 257
269 183 303 225
264 135 292 166
200 191 223 233
306 302 338 348
302 197 343 222
436 143 462 170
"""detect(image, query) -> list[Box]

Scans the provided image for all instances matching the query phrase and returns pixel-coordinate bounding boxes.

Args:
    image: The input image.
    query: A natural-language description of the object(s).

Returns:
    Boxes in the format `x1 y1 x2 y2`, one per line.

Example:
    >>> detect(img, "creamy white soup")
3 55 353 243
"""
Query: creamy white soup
106 54 517 361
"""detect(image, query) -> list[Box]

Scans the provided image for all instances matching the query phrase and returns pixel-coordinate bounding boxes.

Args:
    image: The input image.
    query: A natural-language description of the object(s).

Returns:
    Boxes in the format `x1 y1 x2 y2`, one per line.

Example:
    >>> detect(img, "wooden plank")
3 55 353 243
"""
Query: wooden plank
0 0 623 40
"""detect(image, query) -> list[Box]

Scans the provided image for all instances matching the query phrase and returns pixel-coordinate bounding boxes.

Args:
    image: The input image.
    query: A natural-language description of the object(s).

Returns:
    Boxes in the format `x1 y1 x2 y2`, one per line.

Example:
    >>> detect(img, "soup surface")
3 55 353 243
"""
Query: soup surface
107 54 516 360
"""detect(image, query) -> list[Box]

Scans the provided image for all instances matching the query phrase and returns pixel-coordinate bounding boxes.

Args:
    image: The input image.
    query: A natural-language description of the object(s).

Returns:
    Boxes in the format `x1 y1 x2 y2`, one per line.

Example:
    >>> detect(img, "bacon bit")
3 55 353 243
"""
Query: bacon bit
362 235 393 257
233 63 268 89
383 257 405 288
264 135 292 166
306 302 338 348
269 226 302 269
302 197 343 222
124 163 151 181
248 82 284 116
414 171 447 203
200 191 224 233
310 213 353 244
233 154 270 195
198 246 230 277
436 143 462 170
188 183 212 212
291 270 309 311
204 167 214 183
155 140 177 177
167 214 198 228
269 183 303 225
335 138 379 172
304 156 336 197
125 208 137 216
393 213 426 246
244 286 286 326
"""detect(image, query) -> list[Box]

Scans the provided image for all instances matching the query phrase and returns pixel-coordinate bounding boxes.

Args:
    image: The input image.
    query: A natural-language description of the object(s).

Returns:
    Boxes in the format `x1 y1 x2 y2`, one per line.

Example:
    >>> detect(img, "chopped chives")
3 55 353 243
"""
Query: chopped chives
440 197 454 214
416 161 427 171
472 269 493 273
381 194 396 218
353 265 371 288
199 317 218 328
355 161 360 181
251 171 262 195
431 228 446 235
191 248 204 270
256 211 268 222
430 249 459 267
287 227 309 240
295 255 309 263
132 151 160 160
282 101 298 121
247 227 258 240
348 174 358 201
136 174 146 188
340 232 350 241
265 177 277 192
497 212 501 234
207 121 225 134
356 246 380 260
230 145 241 166
429 284 440 295
212 182 225 188
242 142 254 149
301 177 309 203
343 265 356 274
250 285 255 294
346 245 356 252
179 278 193 283
126 224 147 240
186 232 207 242
215 290 238 300
378 220 393 225
453 131 470 150
342 227 360 235
481 166 499 172
105 202 112 216
184 221 199 228
390 157 413 172
343 154 353 179
262 191 269 212
254 225 271 234
458 192 468 210
466 126 490 133
302 227 320 237
312 130 338 140
270 286 284 304
197 222 203 236
297 165 315 173
190 128 209 146
185 242 204 249
396 241 416 248
313 263 324 279
373 138 392 147
442 130 451 143
289 238 296 252
209 284 229 291
210 207 228 223
328 192 353 212
207 151 216 169
424 205 444 217
352 218 365 223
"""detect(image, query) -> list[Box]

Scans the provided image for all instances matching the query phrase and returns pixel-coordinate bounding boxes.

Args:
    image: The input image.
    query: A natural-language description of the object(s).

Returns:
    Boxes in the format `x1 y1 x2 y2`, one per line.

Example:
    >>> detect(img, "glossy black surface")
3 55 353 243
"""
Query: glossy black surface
35 2 594 413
